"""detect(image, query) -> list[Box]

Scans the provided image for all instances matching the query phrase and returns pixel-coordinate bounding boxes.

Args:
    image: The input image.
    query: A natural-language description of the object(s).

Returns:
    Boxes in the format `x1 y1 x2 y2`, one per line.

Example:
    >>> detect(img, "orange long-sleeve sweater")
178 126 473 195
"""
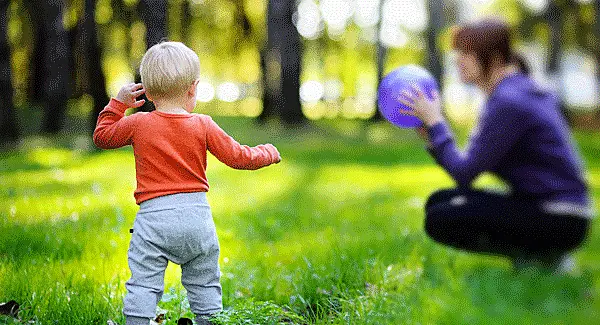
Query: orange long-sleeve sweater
93 99 280 204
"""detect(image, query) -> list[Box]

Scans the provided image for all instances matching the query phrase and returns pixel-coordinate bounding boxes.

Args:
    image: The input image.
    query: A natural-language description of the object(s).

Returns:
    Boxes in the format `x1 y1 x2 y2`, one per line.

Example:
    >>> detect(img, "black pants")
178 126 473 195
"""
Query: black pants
424 188 590 258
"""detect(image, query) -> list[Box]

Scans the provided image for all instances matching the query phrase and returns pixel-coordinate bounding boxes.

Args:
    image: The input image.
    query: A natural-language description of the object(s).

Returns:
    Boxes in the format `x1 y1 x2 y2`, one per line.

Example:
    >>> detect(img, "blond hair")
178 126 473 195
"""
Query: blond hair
140 41 200 100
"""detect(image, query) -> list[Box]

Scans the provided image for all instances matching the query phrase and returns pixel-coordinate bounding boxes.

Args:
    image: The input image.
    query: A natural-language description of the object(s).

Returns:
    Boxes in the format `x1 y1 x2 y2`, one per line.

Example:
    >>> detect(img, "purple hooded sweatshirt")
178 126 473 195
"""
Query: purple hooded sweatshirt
427 73 592 217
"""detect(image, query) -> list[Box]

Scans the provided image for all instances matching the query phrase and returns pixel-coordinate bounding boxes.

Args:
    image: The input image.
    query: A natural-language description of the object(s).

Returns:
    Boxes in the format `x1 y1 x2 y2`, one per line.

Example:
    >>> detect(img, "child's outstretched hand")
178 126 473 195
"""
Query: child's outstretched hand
271 145 282 164
116 83 146 108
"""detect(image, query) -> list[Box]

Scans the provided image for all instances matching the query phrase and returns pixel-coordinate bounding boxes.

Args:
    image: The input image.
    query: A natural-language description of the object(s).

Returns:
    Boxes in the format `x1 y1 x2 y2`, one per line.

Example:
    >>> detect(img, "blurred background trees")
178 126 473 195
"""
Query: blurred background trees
1 0 600 145
0 0 19 143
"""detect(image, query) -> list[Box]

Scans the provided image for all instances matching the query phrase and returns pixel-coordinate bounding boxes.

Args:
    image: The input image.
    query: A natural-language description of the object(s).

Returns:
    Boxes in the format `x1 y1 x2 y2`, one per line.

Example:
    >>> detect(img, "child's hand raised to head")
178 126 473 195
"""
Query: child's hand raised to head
116 83 146 108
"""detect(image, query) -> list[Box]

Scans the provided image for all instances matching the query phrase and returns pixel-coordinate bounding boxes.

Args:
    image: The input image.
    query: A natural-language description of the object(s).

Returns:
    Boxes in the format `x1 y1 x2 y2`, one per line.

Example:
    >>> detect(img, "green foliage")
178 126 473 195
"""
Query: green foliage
211 299 308 325
1 118 600 324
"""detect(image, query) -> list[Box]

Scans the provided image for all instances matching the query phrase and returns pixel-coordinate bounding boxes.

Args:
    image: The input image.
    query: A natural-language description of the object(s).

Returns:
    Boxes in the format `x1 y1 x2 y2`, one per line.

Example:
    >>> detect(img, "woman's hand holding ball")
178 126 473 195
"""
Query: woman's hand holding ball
398 84 444 127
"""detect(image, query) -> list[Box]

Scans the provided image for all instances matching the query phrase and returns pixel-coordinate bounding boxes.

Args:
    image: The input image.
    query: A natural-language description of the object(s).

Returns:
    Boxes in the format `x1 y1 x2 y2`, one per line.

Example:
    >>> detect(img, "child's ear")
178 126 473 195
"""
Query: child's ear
189 80 199 97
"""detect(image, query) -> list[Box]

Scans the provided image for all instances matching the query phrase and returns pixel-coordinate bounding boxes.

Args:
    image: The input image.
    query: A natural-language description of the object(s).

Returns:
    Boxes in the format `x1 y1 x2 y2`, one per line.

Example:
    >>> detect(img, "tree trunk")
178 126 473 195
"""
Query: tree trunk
371 0 386 121
260 0 304 125
182 0 192 43
34 0 69 134
595 0 600 121
546 2 561 75
427 0 444 84
27 3 45 103
371 42 387 121
79 0 110 133
259 49 275 120
0 0 19 143
141 0 168 47
234 0 252 39
136 0 169 112
546 1 572 125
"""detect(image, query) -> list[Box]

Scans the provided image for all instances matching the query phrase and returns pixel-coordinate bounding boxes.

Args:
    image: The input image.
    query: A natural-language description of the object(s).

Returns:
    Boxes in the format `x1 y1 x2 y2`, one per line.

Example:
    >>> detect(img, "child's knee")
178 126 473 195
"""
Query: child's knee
425 188 459 210
123 284 164 319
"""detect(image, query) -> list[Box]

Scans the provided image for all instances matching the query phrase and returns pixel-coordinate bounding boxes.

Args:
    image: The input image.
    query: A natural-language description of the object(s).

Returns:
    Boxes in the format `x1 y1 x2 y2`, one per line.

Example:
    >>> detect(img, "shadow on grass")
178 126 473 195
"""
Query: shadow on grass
1 221 84 264
0 204 133 265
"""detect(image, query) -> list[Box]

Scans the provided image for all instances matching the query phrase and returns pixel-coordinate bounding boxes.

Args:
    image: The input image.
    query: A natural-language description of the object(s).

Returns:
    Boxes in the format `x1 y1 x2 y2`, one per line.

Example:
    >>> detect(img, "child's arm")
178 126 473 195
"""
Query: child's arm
93 83 146 149
204 116 281 170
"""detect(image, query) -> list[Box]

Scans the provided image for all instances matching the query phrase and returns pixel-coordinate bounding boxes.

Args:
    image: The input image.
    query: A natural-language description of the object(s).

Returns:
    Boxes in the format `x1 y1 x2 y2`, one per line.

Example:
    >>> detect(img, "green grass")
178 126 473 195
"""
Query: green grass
1 117 600 324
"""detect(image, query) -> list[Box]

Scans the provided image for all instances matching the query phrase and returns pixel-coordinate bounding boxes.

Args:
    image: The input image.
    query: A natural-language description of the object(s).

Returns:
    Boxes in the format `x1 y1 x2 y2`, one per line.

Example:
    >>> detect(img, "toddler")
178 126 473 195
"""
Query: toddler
93 41 281 325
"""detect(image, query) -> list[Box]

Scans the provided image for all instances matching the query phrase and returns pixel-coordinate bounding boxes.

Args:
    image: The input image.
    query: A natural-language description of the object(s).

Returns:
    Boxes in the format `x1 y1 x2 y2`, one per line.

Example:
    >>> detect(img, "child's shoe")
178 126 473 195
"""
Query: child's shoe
177 318 193 325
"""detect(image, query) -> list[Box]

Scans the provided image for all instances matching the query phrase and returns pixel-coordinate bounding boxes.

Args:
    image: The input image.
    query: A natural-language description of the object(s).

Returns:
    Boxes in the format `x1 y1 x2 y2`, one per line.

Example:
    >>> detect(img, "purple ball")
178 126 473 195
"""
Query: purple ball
377 65 439 128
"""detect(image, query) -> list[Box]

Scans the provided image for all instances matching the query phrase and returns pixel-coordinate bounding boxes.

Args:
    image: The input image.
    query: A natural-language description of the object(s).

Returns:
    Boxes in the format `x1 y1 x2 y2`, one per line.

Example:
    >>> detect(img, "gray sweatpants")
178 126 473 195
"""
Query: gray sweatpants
124 192 222 325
